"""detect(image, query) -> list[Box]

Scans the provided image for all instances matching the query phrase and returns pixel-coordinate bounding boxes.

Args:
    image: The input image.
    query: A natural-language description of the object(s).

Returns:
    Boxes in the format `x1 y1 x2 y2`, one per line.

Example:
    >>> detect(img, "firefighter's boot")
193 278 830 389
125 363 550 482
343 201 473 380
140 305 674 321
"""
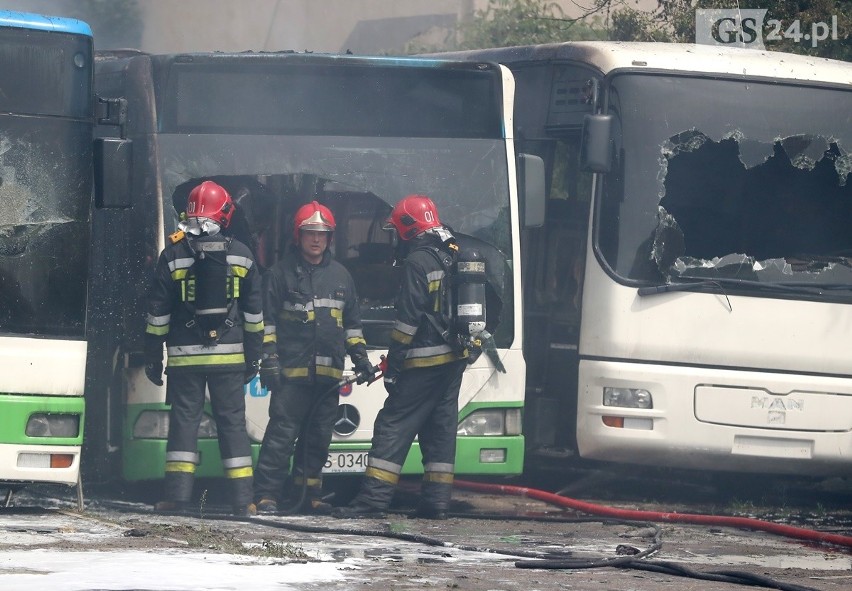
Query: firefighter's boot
254 497 279 514
302 484 333 515
154 471 194 512
229 475 256 516
292 474 332 515
417 477 453 520
332 476 394 519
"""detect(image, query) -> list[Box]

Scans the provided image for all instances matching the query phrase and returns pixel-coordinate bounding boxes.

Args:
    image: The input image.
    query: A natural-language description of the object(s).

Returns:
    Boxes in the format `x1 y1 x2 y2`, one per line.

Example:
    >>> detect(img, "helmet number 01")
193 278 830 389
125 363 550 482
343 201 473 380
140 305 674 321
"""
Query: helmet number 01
423 211 434 223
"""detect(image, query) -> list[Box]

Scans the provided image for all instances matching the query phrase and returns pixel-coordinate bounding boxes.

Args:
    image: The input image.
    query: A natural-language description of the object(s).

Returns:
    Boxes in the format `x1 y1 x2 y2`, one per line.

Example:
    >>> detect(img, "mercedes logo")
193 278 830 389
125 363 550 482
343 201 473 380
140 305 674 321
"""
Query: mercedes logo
333 404 360 436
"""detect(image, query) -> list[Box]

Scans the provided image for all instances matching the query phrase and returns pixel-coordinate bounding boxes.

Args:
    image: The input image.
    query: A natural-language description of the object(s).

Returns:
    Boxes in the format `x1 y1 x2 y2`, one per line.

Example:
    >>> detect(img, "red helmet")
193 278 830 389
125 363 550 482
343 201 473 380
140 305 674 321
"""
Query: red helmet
387 194 441 241
186 181 235 228
293 201 336 241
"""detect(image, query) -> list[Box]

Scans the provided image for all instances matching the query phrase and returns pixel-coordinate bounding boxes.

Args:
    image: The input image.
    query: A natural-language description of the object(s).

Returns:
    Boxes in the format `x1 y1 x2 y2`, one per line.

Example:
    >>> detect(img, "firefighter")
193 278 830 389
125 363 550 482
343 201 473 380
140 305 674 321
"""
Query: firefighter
252 201 373 515
334 194 468 520
144 180 264 516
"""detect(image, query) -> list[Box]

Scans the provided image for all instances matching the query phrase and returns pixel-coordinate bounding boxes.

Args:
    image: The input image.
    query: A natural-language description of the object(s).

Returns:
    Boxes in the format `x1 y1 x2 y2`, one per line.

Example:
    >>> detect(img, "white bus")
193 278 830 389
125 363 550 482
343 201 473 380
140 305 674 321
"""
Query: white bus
441 42 852 476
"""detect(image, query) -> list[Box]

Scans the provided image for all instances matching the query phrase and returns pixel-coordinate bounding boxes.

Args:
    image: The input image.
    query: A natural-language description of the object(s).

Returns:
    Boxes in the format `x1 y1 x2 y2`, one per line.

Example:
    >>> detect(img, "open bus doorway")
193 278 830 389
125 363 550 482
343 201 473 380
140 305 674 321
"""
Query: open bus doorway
520 135 591 461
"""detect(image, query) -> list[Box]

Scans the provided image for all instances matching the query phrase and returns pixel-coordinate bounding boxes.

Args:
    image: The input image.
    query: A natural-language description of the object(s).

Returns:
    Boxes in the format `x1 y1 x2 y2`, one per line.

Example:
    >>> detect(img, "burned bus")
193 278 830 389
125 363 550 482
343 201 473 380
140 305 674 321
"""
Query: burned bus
87 51 542 485
0 11 93 496
440 42 852 476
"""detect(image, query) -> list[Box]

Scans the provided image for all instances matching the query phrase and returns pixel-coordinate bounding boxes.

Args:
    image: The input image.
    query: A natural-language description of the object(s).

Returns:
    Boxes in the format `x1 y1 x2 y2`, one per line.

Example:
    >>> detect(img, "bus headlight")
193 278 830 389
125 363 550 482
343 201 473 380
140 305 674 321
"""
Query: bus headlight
133 411 169 439
198 414 218 438
133 411 219 439
26 414 80 438
457 409 522 436
603 387 652 409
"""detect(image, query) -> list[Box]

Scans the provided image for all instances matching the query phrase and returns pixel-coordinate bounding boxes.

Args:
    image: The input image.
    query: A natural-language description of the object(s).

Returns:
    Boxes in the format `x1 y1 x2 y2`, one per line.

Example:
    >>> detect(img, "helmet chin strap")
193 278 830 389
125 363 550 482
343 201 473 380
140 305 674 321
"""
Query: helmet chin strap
392 234 410 266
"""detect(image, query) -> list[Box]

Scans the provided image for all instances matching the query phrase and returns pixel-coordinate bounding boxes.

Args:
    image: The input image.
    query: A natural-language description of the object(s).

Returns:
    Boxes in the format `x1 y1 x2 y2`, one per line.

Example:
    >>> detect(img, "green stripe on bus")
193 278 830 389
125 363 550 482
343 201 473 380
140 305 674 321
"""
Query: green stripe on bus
0 395 85 445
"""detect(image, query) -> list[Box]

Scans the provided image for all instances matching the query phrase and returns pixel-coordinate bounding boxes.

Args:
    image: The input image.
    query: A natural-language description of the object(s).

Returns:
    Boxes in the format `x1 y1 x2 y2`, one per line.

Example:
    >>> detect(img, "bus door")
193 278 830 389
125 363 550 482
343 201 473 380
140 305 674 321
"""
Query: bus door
521 132 592 459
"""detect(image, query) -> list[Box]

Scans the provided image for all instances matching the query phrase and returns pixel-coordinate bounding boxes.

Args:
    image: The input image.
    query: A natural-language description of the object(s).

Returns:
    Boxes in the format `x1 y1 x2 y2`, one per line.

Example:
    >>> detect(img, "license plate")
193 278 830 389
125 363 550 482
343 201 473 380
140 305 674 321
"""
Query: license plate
323 451 369 473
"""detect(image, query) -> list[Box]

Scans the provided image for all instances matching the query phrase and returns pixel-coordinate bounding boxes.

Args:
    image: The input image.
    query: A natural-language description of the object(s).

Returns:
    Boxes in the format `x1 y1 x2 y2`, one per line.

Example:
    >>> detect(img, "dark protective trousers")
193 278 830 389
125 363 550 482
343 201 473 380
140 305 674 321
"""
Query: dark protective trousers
354 360 467 511
253 379 340 502
162 371 254 508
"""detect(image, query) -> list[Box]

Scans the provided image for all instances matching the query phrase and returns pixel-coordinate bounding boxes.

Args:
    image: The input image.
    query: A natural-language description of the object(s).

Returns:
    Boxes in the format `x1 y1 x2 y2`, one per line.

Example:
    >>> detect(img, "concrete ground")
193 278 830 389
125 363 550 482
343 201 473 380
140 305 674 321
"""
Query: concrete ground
2 471 850 591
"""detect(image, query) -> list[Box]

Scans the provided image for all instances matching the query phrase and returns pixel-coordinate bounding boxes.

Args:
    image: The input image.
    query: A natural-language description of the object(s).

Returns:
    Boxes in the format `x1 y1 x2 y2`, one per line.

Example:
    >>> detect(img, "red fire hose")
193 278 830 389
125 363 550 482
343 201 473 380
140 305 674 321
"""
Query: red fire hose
454 479 852 549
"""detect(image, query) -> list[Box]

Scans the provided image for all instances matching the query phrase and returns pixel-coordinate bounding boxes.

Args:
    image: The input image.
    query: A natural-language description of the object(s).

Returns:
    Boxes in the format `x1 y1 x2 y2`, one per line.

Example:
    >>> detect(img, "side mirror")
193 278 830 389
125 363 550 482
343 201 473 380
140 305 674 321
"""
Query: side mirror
94 137 132 208
581 114 613 173
517 153 545 228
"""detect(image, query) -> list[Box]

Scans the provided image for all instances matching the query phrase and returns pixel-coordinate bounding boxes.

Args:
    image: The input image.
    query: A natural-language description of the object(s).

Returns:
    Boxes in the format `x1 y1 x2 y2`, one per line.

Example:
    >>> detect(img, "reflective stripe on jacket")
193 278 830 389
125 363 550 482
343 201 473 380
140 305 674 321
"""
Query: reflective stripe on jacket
144 233 264 372
387 238 467 373
263 250 367 383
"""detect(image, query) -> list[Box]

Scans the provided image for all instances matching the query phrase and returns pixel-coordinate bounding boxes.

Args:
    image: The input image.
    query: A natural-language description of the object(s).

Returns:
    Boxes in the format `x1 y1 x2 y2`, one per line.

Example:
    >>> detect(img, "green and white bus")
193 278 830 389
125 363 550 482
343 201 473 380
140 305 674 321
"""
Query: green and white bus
88 51 543 484
441 42 852 476
0 11 93 494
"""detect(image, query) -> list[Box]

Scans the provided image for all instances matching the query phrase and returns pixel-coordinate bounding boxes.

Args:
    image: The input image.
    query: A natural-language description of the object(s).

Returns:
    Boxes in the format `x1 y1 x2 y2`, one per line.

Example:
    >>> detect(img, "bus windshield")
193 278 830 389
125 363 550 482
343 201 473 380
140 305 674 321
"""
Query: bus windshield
0 25 92 338
599 73 852 296
0 26 92 117
150 57 514 348
157 133 513 347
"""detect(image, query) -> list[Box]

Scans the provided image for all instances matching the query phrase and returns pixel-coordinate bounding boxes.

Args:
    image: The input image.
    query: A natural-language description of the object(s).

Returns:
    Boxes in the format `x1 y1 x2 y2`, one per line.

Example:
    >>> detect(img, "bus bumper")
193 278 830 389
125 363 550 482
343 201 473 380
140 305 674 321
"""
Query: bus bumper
121 435 525 481
577 359 852 476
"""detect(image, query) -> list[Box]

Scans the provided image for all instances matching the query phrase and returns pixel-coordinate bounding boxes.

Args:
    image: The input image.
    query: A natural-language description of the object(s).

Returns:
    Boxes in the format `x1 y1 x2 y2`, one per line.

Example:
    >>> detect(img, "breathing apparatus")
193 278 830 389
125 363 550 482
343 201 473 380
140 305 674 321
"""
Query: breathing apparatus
384 195 504 372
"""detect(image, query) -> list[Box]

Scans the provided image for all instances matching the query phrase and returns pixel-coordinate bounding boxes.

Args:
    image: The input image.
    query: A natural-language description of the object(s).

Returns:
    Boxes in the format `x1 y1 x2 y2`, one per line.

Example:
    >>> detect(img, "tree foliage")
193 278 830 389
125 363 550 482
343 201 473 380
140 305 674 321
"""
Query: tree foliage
430 0 850 62
448 0 606 51
610 0 852 61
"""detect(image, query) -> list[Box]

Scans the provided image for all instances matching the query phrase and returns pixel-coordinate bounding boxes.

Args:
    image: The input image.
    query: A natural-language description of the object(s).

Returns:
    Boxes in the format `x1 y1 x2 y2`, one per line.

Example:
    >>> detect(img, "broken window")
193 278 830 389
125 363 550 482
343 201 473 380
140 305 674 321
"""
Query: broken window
0 121 90 337
660 132 852 281
599 73 852 296
156 133 515 347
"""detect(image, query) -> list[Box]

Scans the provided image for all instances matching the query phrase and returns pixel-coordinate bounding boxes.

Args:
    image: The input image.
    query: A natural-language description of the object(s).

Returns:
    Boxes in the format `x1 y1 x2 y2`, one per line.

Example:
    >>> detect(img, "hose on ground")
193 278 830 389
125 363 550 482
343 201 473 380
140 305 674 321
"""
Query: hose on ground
454 479 852 549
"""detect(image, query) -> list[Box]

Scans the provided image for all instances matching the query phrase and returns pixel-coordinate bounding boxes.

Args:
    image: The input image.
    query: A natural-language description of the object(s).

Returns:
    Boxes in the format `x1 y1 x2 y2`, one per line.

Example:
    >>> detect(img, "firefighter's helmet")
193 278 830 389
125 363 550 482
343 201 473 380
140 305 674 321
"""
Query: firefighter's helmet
293 201 336 242
186 181 235 228
386 194 442 241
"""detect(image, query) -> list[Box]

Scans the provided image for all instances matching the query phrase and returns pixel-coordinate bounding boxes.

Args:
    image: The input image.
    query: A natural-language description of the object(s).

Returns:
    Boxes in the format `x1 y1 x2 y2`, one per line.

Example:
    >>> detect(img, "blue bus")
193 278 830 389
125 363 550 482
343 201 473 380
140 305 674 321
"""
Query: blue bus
0 11 94 498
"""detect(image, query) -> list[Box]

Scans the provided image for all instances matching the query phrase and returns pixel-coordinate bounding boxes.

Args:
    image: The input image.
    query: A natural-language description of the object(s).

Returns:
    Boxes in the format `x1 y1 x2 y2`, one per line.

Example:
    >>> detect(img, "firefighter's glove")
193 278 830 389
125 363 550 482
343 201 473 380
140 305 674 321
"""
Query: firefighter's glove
353 358 375 385
145 361 164 387
244 360 261 385
259 356 281 392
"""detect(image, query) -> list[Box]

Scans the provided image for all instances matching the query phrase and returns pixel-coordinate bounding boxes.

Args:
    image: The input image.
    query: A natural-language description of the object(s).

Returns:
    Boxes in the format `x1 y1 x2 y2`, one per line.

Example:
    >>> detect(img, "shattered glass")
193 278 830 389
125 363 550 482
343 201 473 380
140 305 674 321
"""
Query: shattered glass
0 120 90 337
153 133 515 347
600 74 852 297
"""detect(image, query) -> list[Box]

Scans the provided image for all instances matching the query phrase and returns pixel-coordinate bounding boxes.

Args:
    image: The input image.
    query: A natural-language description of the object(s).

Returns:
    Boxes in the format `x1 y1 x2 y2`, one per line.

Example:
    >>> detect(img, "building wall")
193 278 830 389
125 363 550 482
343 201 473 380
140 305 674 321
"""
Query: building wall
137 0 657 54
139 0 471 54
0 0 657 54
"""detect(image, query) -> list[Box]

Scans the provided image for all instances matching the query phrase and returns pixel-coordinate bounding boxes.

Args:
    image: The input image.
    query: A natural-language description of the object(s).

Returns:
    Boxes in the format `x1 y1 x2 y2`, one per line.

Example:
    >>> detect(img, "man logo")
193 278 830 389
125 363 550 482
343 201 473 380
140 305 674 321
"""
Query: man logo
333 404 360 436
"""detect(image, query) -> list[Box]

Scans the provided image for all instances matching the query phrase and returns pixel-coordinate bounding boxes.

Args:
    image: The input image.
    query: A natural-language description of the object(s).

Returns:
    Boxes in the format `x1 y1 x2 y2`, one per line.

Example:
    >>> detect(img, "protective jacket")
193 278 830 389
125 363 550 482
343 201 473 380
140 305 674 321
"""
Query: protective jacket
343 231 468 516
386 235 468 378
144 231 264 372
263 249 368 382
